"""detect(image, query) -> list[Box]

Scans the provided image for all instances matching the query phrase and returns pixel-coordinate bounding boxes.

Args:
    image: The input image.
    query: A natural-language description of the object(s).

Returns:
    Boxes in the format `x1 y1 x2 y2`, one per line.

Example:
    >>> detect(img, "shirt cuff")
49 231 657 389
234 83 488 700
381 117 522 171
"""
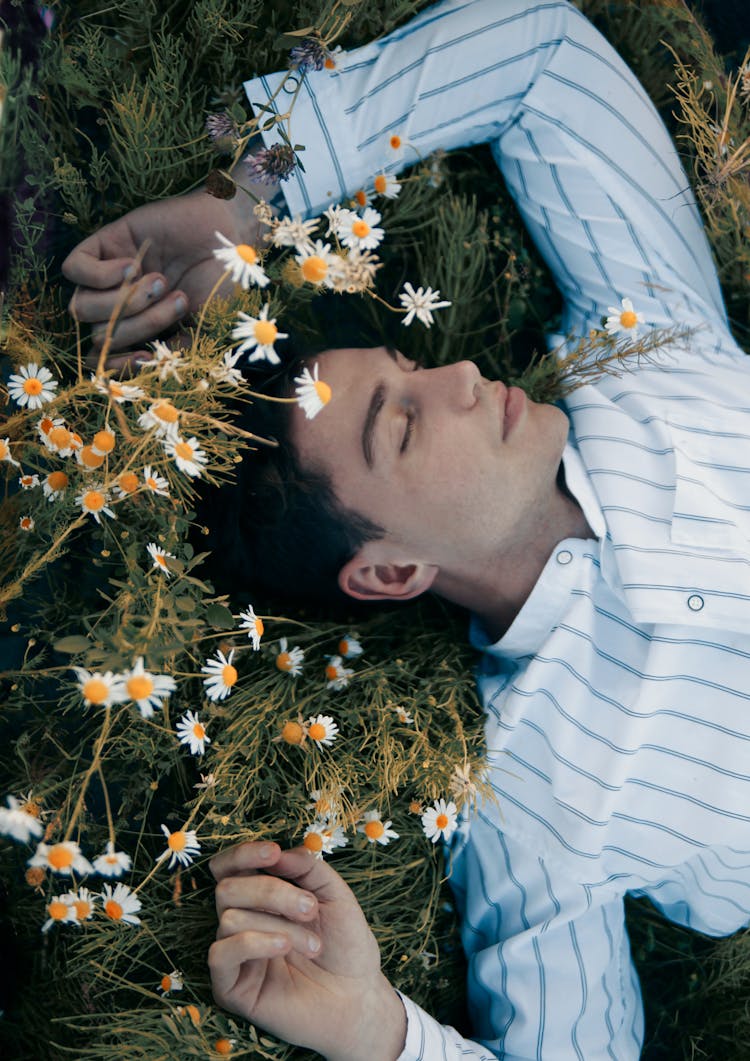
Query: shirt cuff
394 991 495 1061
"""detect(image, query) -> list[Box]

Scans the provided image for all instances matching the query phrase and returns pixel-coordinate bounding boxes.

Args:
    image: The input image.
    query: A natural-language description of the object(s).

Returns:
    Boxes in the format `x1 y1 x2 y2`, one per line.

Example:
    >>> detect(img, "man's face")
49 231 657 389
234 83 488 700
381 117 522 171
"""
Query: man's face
290 346 570 596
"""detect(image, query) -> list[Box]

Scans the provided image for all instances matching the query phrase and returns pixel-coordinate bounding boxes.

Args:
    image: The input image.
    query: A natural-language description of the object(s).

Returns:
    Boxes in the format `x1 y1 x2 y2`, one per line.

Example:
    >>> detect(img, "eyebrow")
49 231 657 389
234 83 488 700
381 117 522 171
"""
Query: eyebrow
361 349 400 469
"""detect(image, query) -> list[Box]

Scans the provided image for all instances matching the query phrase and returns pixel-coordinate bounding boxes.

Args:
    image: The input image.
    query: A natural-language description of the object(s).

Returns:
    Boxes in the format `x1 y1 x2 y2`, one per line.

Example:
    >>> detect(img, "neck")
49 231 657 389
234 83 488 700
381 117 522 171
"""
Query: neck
434 483 595 643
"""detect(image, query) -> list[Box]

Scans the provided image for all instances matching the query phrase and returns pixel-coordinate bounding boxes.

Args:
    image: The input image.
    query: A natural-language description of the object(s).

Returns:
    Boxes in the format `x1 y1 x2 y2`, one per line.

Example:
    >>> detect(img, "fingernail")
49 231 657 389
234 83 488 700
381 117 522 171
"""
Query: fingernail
259 843 275 860
298 895 315 913
149 279 165 299
123 264 137 281
174 296 188 316
307 935 321 953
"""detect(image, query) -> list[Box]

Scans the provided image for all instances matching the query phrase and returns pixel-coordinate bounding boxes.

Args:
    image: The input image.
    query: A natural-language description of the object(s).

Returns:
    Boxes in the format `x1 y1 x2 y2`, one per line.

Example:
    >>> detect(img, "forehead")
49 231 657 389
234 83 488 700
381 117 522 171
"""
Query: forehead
290 345 391 472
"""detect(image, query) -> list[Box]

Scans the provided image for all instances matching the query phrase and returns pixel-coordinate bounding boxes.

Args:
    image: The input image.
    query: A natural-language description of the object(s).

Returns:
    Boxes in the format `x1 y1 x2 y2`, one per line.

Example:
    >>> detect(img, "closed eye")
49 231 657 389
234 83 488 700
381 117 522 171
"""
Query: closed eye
400 407 415 453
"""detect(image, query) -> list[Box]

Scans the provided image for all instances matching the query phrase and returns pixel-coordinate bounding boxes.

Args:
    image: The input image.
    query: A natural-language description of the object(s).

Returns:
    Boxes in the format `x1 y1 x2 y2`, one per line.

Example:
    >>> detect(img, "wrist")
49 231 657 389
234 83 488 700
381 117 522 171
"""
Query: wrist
326 974 407 1061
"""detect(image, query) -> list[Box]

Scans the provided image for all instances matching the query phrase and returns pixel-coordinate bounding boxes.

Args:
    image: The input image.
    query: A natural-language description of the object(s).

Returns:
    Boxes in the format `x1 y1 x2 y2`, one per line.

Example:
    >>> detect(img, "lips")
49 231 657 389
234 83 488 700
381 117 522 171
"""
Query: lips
502 385 526 439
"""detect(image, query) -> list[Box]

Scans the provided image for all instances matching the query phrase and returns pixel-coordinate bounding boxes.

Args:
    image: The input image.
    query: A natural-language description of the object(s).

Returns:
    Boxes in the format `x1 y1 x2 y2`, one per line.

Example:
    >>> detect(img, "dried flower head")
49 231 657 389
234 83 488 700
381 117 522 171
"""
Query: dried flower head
245 144 297 185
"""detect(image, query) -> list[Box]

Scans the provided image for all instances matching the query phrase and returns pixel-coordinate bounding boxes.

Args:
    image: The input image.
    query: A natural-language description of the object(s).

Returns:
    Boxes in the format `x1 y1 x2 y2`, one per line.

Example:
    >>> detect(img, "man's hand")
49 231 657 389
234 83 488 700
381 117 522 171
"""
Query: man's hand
61 187 263 371
208 841 407 1061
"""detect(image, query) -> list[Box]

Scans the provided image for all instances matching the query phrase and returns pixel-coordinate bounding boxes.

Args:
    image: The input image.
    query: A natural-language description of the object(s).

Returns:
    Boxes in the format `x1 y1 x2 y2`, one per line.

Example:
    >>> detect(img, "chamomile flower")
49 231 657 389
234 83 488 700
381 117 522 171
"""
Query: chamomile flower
8 362 58 409
141 340 184 382
399 282 451 328
231 305 288 364
101 881 142 925
449 763 478 804
75 444 106 472
155 824 201 869
42 470 69 501
294 241 342 288
63 886 96 922
387 132 407 152
73 667 127 708
209 349 244 386
162 435 208 478
336 207 385 251
302 820 338 859
213 232 270 289
138 399 181 439
305 713 339 747
337 634 363 659
121 656 177 719
146 542 176 577
40 421 81 458
19 515 35 532
325 655 354 691
92 841 132 877
75 484 116 524
159 970 184 994
275 637 304 676
372 172 401 199
201 649 238 701
29 840 94 876
91 427 116 457
0 437 20 468
306 787 343 818
0 795 44 843
238 605 264 649
393 705 414 725
42 894 78 933
19 473 39 490
91 374 145 403
294 362 331 420
142 465 170 497
421 798 458 844
605 297 645 338
322 204 346 237
194 772 216 790
271 214 319 252
176 710 211 756
357 810 399 846
352 188 371 208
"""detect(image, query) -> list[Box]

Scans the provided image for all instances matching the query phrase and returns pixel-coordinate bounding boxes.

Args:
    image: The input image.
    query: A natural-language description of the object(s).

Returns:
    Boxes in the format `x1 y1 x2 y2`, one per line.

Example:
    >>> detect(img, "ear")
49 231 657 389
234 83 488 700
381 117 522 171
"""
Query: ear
338 547 438 602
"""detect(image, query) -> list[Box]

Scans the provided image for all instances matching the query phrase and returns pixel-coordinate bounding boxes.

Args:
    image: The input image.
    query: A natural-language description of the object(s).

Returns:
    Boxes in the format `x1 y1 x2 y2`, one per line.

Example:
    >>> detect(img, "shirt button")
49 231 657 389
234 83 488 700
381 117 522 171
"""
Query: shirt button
556 549 573 565
687 594 704 612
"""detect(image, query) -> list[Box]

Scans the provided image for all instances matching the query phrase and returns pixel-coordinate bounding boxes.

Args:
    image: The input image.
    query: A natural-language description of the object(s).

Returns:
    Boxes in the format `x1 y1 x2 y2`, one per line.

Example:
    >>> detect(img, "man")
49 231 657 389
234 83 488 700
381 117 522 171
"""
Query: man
62 1 750 1057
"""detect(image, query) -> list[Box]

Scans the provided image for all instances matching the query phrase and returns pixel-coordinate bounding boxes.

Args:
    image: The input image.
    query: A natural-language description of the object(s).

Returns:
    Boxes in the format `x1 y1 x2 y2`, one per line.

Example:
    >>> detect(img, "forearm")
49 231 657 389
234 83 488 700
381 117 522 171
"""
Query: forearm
325 974 407 1061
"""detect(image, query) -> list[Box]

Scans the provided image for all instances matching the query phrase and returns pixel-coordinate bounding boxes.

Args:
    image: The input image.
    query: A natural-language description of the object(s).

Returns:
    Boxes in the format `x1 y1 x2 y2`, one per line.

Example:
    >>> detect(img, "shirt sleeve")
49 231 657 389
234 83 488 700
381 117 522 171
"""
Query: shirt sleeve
243 0 736 350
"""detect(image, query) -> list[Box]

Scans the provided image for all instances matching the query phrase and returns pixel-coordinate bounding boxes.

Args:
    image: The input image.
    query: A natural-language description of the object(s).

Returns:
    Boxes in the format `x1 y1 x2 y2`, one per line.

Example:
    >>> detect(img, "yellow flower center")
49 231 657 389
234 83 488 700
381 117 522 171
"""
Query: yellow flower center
253 320 278 345
221 664 238 687
160 974 172 992
26 866 46 887
21 800 40 818
39 417 54 435
315 797 331 814
355 189 367 207
255 618 264 636
301 255 328 283
389 135 402 149
105 854 119 864
48 471 69 491
236 244 257 264
146 476 158 490
110 382 124 397
83 490 105 512
192 722 206 740
409 801 422 814
153 401 179 423
325 664 339 681
0 440 7 459
214 1039 233 1056
281 720 304 744
155 554 168 569
314 380 332 405
304 832 324 853
276 652 292 671
24 377 43 395
435 813 449 830
324 56 336 70
104 899 123 920
93 429 116 453
48 426 71 449
48 844 74 870
48 899 69 921
308 722 326 741
20 517 33 530
186 1004 201 1027
175 441 194 461
374 175 387 194
80 446 105 468
127 675 154 700
83 677 109 704
338 640 349 655
168 830 187 851
620 310 638 328
118 472 138 493
352 219 370 238
364 820 385 840
73 898 91 919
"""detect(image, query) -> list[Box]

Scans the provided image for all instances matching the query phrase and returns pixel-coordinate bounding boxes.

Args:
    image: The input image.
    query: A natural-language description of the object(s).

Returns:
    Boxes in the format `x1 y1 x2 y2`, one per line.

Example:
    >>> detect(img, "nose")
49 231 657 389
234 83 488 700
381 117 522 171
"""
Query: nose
426 359 482 409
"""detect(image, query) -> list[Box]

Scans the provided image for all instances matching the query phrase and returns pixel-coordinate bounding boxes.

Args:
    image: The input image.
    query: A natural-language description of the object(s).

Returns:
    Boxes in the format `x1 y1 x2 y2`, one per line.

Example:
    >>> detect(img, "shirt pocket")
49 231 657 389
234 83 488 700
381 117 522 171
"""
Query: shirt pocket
668 414 750 552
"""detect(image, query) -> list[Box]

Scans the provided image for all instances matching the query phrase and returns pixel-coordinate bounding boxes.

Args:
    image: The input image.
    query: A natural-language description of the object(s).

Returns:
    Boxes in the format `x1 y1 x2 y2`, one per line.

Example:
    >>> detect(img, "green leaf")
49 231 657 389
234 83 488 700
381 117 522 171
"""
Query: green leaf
175 596 196 613
205 603 235 629
53 635 91 653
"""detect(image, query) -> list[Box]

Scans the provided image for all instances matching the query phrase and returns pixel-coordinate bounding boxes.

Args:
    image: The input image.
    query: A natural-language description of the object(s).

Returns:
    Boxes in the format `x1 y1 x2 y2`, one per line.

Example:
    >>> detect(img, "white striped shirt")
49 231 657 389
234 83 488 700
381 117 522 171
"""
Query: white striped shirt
245 2 750 1057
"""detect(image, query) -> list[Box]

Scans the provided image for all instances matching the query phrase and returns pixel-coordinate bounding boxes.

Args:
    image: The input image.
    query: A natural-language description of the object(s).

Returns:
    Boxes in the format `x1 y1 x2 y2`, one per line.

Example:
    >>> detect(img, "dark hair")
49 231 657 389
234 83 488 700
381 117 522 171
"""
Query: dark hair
194 329 384 604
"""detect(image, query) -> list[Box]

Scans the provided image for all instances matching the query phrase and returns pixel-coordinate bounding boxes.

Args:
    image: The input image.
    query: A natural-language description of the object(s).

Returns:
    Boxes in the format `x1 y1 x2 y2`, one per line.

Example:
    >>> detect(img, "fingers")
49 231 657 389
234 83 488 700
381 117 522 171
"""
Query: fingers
217 908 322 957
61 229 139 289
212 841 353 904
215 870 319 921
208 931 288 1004
210 841 281 882
89 291 189 353
69 272 170 325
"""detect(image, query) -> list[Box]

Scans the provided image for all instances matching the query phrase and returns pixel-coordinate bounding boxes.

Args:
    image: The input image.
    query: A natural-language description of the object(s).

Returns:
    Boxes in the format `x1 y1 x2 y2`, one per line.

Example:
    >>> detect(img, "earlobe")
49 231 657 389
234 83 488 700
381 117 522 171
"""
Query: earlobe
338 557 438 602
